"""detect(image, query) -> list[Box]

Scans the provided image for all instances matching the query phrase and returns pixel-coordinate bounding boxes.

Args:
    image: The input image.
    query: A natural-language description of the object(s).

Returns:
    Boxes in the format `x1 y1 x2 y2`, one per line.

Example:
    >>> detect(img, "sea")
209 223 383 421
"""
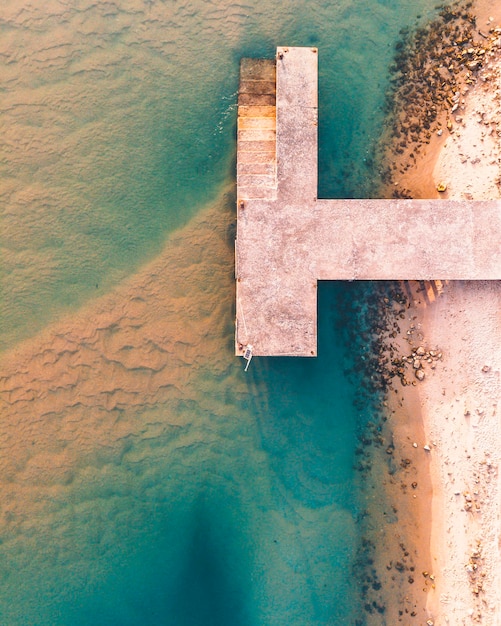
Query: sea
0 0 444 624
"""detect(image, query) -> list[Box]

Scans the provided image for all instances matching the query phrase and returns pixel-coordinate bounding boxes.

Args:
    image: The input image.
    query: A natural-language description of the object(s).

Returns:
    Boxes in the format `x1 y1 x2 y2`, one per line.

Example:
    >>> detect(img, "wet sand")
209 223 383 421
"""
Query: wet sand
333 281 436 624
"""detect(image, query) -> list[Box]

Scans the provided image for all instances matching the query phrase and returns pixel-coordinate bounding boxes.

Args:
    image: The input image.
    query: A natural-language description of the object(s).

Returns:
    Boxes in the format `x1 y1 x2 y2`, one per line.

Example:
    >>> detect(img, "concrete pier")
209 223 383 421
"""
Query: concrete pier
235 47 501 357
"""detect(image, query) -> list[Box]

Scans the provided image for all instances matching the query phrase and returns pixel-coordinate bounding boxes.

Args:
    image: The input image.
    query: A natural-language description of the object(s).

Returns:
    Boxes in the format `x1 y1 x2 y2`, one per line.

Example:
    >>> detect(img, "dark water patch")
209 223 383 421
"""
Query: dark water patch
168 499 253 626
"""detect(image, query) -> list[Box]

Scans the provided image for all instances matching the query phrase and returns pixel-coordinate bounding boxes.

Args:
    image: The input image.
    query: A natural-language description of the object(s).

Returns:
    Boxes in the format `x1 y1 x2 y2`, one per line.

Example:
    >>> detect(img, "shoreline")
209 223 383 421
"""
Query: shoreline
380 1 501 622
345 282 436 624
432 30 501 199
379 0 501 200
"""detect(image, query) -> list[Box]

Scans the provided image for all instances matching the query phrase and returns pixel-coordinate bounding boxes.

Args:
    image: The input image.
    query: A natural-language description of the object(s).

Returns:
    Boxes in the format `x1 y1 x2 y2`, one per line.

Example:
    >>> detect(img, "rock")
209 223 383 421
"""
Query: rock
413 359 421 369
423 444 431 451
481 365 491 372
437 182 447 192
415 369 425 381
412 442 418 448
416 346 426 356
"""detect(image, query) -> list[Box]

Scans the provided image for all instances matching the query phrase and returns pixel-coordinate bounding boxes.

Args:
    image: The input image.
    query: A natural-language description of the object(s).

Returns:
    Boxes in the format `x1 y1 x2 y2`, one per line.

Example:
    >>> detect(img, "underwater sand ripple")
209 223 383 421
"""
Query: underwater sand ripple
0 196 365 624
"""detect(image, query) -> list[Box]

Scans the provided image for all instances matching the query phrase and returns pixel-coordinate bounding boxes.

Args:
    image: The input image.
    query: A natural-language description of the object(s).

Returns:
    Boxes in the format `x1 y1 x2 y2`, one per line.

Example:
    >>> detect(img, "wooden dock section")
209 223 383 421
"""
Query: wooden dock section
235 47 501 358
237 59 277 201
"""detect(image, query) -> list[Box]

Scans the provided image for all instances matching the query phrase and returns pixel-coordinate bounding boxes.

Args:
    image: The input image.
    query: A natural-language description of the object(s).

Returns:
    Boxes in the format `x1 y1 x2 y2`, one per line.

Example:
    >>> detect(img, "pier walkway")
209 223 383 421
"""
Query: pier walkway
235 47 501 357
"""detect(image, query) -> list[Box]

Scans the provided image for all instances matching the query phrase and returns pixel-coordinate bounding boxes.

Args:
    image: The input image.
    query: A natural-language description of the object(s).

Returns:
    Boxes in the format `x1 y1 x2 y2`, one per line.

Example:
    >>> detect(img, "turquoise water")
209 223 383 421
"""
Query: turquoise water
0 1 444 624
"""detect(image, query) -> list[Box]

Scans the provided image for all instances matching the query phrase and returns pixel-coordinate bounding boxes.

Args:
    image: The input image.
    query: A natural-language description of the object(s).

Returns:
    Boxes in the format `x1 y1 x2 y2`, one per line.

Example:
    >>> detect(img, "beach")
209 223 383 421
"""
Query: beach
419 281 500 625
425 41 501 619
384 4 501 623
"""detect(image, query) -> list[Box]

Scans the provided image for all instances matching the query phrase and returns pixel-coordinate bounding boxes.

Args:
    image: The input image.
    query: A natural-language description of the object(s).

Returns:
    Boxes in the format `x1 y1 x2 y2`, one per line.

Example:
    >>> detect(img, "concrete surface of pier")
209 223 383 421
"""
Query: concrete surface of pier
235 47 501 357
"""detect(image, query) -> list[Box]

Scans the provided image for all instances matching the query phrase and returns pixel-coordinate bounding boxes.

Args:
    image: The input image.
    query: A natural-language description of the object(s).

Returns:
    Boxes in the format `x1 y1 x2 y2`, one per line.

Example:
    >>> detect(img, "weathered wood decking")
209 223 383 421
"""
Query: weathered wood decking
235 47 501 358
237 58 277 201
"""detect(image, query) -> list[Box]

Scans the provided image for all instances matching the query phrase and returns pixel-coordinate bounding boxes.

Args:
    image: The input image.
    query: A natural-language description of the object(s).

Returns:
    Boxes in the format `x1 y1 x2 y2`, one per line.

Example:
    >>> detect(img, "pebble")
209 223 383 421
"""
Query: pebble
424 444 431 451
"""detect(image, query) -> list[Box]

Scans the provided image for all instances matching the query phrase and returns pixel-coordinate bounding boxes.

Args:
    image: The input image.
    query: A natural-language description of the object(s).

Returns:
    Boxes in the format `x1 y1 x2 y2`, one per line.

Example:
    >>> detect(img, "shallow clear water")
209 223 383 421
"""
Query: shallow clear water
0 1 442 623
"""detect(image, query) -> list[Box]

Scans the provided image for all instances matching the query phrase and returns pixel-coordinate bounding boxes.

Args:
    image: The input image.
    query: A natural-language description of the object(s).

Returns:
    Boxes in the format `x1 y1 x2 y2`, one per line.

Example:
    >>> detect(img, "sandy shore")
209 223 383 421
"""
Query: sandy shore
418 282 501 625
425 28 501 619
433 14 501 199
388 5 501 623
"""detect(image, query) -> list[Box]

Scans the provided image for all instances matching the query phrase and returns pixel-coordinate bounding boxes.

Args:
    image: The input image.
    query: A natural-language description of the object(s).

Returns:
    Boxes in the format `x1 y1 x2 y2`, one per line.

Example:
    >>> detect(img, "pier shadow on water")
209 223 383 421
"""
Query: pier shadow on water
169 499 253 626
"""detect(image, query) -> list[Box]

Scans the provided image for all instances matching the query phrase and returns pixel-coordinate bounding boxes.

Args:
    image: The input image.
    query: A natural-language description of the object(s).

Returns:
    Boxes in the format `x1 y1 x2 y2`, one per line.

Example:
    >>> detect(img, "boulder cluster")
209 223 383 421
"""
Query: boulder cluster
336 281 434 623
465 540 484 597
378 0 501 197
390 345 443 386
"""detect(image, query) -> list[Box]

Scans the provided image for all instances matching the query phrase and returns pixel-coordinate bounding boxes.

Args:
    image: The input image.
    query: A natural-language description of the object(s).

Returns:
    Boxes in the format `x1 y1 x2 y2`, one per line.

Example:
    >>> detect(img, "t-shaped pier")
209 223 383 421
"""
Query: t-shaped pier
235 47 501 357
